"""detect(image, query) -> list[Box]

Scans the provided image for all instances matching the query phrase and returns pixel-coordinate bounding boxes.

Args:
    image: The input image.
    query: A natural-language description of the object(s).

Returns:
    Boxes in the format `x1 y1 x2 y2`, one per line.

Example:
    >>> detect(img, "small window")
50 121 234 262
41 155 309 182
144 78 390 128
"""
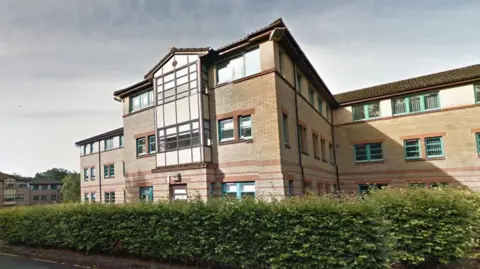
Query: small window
41 195 47 201
354 143 383 162
404 139 421 159
89 143 94 154
90 193 96 203
475 84 480 103
358 184 388 195
219 118 234 142
83 168 89 181
282 114 289 145
298 125 307 153
393 92 439 115
104 164 115 178
90 167 95 180
295 71 302 92
431 182 448 188
119 135 124 148
104 138 114 150
34 195 39 201
288 180 294 196
136 137 146 156
239 115 252 140
84 193 88 202
105 192 115 204
320 139 326 162
222 182 255 199
278 51 284 75
308 86 315 104
476 133 480 155
313 133 319 158
130 90 154 112
326 106 331 121
317 96 323 113
83 145 87 155
329 143 334 164
425 137 444 158
353 102 381 121
216 47 260 84
148 135 156 154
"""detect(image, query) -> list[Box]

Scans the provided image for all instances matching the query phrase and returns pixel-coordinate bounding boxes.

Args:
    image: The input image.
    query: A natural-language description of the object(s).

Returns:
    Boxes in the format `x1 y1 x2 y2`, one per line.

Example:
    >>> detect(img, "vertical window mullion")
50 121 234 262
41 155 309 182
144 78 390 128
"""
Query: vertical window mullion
366 144 371 161
405 97 410 113
236 182 241 199
363 105 369 120
420 95 425 111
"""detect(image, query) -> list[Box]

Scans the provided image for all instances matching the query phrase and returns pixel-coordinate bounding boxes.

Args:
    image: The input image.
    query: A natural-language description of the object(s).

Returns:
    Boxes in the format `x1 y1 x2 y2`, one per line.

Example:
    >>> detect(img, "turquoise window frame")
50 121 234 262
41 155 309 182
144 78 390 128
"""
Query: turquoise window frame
104 164 114 178
218 118 234 142
148 135 156 154
103 165 108 178
354 143 383 162
476 133 480 155
222 182 256 199
90 167 95 180
352 102 381 121
119 135 124 148
139 186 154 202
404 139 421 160
238 115 252 140
83 168 88 181
392 92 440 115
475 84 480 104
136 137 146 156
109 164 114 177
425 137 444 158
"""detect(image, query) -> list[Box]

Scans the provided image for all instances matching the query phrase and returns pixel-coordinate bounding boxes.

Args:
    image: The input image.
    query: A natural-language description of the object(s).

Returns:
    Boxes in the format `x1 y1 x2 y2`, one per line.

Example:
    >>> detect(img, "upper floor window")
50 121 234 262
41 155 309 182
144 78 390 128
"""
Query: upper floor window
308 86 315 104
353 102 380 121
136 137 146 156
83 168 89 181
158 121 200 152
326 106 331 121
83 145 87 155
354 143 383 162
282 114 289 146
404 139 421 160
392 92 439 115
317 96 323 113
425 137 444 158
130 90 154 112
217 47 260 84
239 115 252 140
312 133 320 159
298 125 307 153
90 167 95 180
219 118 234 142
119 135 124 148
295 70 302 92
475 84 480 103
157 63 198 104
104 164 115 178
104 138 114 150
89 143 94 154
320 139 326 162
148 135 156 154
476 133 480 155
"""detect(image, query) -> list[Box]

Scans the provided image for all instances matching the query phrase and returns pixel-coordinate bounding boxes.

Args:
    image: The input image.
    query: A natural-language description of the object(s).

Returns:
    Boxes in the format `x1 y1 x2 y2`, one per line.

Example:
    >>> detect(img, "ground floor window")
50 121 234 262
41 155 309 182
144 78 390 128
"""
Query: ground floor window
170 184 187 201
104 192 115 204
139 186 153 202
222 182 255 199
358 184 388 196
409 182 448 188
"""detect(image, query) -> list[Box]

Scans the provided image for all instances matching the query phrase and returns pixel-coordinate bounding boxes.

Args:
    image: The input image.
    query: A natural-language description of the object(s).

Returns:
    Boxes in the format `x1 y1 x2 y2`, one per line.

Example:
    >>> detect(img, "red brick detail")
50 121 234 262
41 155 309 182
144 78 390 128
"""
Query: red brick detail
352 180 392 184
350 139 385 145
134 131 155 139
217 175 259 182
340 166 480 176
471 128 480 133
400 132 446 140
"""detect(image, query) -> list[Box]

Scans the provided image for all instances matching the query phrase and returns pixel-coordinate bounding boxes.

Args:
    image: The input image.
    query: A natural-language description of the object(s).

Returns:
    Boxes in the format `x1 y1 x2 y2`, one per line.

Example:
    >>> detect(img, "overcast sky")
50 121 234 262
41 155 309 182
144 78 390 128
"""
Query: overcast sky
1 0 479 177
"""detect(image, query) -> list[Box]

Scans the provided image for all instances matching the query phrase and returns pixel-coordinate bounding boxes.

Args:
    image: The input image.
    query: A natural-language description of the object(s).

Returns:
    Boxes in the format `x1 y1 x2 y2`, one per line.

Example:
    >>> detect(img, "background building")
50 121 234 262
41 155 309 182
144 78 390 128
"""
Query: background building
76 18 480 203
0 173 62 207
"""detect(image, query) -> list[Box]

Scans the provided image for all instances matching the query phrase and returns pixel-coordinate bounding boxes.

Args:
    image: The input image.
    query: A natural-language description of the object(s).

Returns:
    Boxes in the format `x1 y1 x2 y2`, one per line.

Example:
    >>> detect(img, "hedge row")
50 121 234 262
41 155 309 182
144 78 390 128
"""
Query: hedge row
0 188 478 268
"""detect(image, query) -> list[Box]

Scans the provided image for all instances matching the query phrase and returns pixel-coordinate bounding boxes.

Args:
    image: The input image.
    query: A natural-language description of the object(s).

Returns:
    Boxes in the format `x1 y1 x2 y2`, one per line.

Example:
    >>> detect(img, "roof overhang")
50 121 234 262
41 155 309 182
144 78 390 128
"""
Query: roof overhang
75 127 124 147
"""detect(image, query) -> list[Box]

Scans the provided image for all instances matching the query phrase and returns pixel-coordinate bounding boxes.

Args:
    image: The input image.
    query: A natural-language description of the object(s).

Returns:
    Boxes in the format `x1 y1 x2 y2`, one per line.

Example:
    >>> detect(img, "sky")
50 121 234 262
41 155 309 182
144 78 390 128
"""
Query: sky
1 0 480 177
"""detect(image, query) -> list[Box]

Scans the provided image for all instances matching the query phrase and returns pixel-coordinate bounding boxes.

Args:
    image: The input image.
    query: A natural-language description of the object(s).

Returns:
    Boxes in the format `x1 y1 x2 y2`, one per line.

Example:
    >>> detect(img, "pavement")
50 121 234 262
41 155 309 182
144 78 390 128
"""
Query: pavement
0 253 82 269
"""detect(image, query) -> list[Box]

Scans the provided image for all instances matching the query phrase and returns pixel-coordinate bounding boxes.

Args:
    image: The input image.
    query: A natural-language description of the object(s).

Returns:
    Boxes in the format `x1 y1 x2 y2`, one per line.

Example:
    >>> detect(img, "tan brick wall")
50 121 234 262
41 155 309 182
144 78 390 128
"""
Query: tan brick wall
335 105 480 192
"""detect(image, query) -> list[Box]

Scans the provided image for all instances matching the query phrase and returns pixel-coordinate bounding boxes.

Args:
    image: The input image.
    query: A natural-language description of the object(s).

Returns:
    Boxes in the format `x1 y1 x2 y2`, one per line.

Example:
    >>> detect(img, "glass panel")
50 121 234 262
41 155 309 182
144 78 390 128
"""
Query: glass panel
425 137 443 157
409 96 421 112
164 80 175 90
231 56 244 80
369 143 383 160
352 105 365 120
367 103 380 118
225 183 236 193
355 145 368 161
189 63 197 72
424 93 439 110
239 116 252 139
166 135 178 150
217 60 231 84
405 140 420 158
244 48 260 76
149 136 156 153
220 119 234 141
137 138 146 155
141 92 149 107
176 75 188 85
475 85 480 103
392 98 406 114
176 67 188 78
131 96 141 111
178 133 192 148
192 130 200 146
190 80 197 89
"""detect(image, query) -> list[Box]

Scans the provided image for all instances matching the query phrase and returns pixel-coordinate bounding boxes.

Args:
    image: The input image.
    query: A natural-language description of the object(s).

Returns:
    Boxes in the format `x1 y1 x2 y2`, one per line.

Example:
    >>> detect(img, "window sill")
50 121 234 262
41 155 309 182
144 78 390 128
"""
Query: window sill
314 156 322 161
427 157 445 161
284 144 291 149
301 151 309 156
136 154 155 159
104 176 115 179
405 158 424 162
355 160 385 165
219 139 253 146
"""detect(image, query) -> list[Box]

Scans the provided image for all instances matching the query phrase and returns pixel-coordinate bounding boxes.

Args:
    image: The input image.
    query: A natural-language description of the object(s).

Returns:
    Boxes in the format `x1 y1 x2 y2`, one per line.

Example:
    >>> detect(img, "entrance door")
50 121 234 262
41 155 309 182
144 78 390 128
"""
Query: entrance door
139 186 153 202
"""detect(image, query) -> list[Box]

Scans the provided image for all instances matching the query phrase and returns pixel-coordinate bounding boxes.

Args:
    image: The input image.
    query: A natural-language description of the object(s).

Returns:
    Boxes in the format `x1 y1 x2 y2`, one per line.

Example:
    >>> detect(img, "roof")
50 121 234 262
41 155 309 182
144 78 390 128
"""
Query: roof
113 79 152 98
75 127 123 147
143 47 210 80
334 63 480 104
30 178 62 185
0 172 14 181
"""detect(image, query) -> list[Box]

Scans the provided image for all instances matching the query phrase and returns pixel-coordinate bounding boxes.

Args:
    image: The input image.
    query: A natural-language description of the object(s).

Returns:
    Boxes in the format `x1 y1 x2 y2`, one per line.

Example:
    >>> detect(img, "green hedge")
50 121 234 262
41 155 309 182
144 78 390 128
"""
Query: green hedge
0 197 390 269
366 188 479 267
0 188 478 268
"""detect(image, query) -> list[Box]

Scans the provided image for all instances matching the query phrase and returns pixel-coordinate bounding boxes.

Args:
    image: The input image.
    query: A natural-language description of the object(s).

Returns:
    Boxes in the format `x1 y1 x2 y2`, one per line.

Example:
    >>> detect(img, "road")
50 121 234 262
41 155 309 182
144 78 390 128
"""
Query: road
0 253 80 268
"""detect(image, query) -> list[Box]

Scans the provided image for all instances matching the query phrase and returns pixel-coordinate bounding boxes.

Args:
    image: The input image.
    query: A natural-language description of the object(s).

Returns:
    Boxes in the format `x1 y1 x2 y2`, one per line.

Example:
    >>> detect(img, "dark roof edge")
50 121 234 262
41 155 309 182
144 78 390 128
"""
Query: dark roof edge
75 127 124 147
113 79 152 98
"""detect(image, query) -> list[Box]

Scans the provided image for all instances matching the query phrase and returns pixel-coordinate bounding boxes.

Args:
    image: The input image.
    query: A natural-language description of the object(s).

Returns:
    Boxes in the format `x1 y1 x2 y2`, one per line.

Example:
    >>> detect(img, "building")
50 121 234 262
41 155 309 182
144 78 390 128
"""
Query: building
29 178 62 205
75 18 480 203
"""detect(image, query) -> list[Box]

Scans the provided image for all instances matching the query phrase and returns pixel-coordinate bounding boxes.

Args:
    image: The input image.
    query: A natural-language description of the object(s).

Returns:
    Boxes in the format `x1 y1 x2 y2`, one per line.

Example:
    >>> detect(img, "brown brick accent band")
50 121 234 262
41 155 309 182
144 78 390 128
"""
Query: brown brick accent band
134 131 155 139
400 132 446 140
340 166 480 176
350 139 385 145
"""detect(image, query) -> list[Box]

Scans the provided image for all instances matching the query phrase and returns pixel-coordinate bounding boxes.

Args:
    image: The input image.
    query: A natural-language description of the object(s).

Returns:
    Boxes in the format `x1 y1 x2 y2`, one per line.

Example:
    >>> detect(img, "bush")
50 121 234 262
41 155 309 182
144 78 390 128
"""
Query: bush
0 197 391 269
366 188 479 267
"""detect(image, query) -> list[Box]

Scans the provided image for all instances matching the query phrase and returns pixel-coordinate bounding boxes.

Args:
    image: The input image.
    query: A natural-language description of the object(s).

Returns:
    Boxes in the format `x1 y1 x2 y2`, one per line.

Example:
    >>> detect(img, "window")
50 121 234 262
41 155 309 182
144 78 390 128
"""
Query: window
170 184 188 201
354 143 383 162
89 143 94 154
158 121 200 152
16 194 24 201
321 139 326 162
317 96 323 113
282 114 289 145
425 137 444 158
404 139 421 159
313 133 320 159
41 195 47 201
204 120 211 146
326 106 331 121
222 182 255 199
130 89 154 112
157 63 198 104
298 125 307 153
295 70 302 92
33 195 39 201
288 180 294 196
278 51 284 75
409 183 427 188
104 138 114 150
105 192 115 204
104 164 114 178
329 143 334 164
475 84 480 103
431 182 449 188
51 195 57 201
119 135 124 148
136 137 146 156
83 145 87 155
353 102 381 121
90 193 96 203
358 184 388 195
239 115 252 140
83 168 89 181
217 47 260 84
308 86 315 104
476 133 480 154
148 135 156 154
123 162 126 177
392 92 439 115
219 118 234 142
90 167 95 180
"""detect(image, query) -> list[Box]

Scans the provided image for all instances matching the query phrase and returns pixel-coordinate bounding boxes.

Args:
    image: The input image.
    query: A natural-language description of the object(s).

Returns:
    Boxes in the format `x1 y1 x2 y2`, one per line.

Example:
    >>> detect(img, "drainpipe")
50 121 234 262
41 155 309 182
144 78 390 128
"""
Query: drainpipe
293 66 305 193
330 114 340 194
98 140 102 203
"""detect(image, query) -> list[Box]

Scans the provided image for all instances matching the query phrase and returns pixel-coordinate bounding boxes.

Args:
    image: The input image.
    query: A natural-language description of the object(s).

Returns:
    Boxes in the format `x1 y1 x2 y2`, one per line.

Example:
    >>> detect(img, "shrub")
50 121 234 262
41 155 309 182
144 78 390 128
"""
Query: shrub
366 187 479 267
0 197 391 269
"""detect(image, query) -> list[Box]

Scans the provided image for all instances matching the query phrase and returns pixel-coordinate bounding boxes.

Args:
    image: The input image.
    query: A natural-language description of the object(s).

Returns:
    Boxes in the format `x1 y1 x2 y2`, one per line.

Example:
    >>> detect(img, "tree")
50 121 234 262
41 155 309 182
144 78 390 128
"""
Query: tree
35 168 70 181
61 173 80 202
